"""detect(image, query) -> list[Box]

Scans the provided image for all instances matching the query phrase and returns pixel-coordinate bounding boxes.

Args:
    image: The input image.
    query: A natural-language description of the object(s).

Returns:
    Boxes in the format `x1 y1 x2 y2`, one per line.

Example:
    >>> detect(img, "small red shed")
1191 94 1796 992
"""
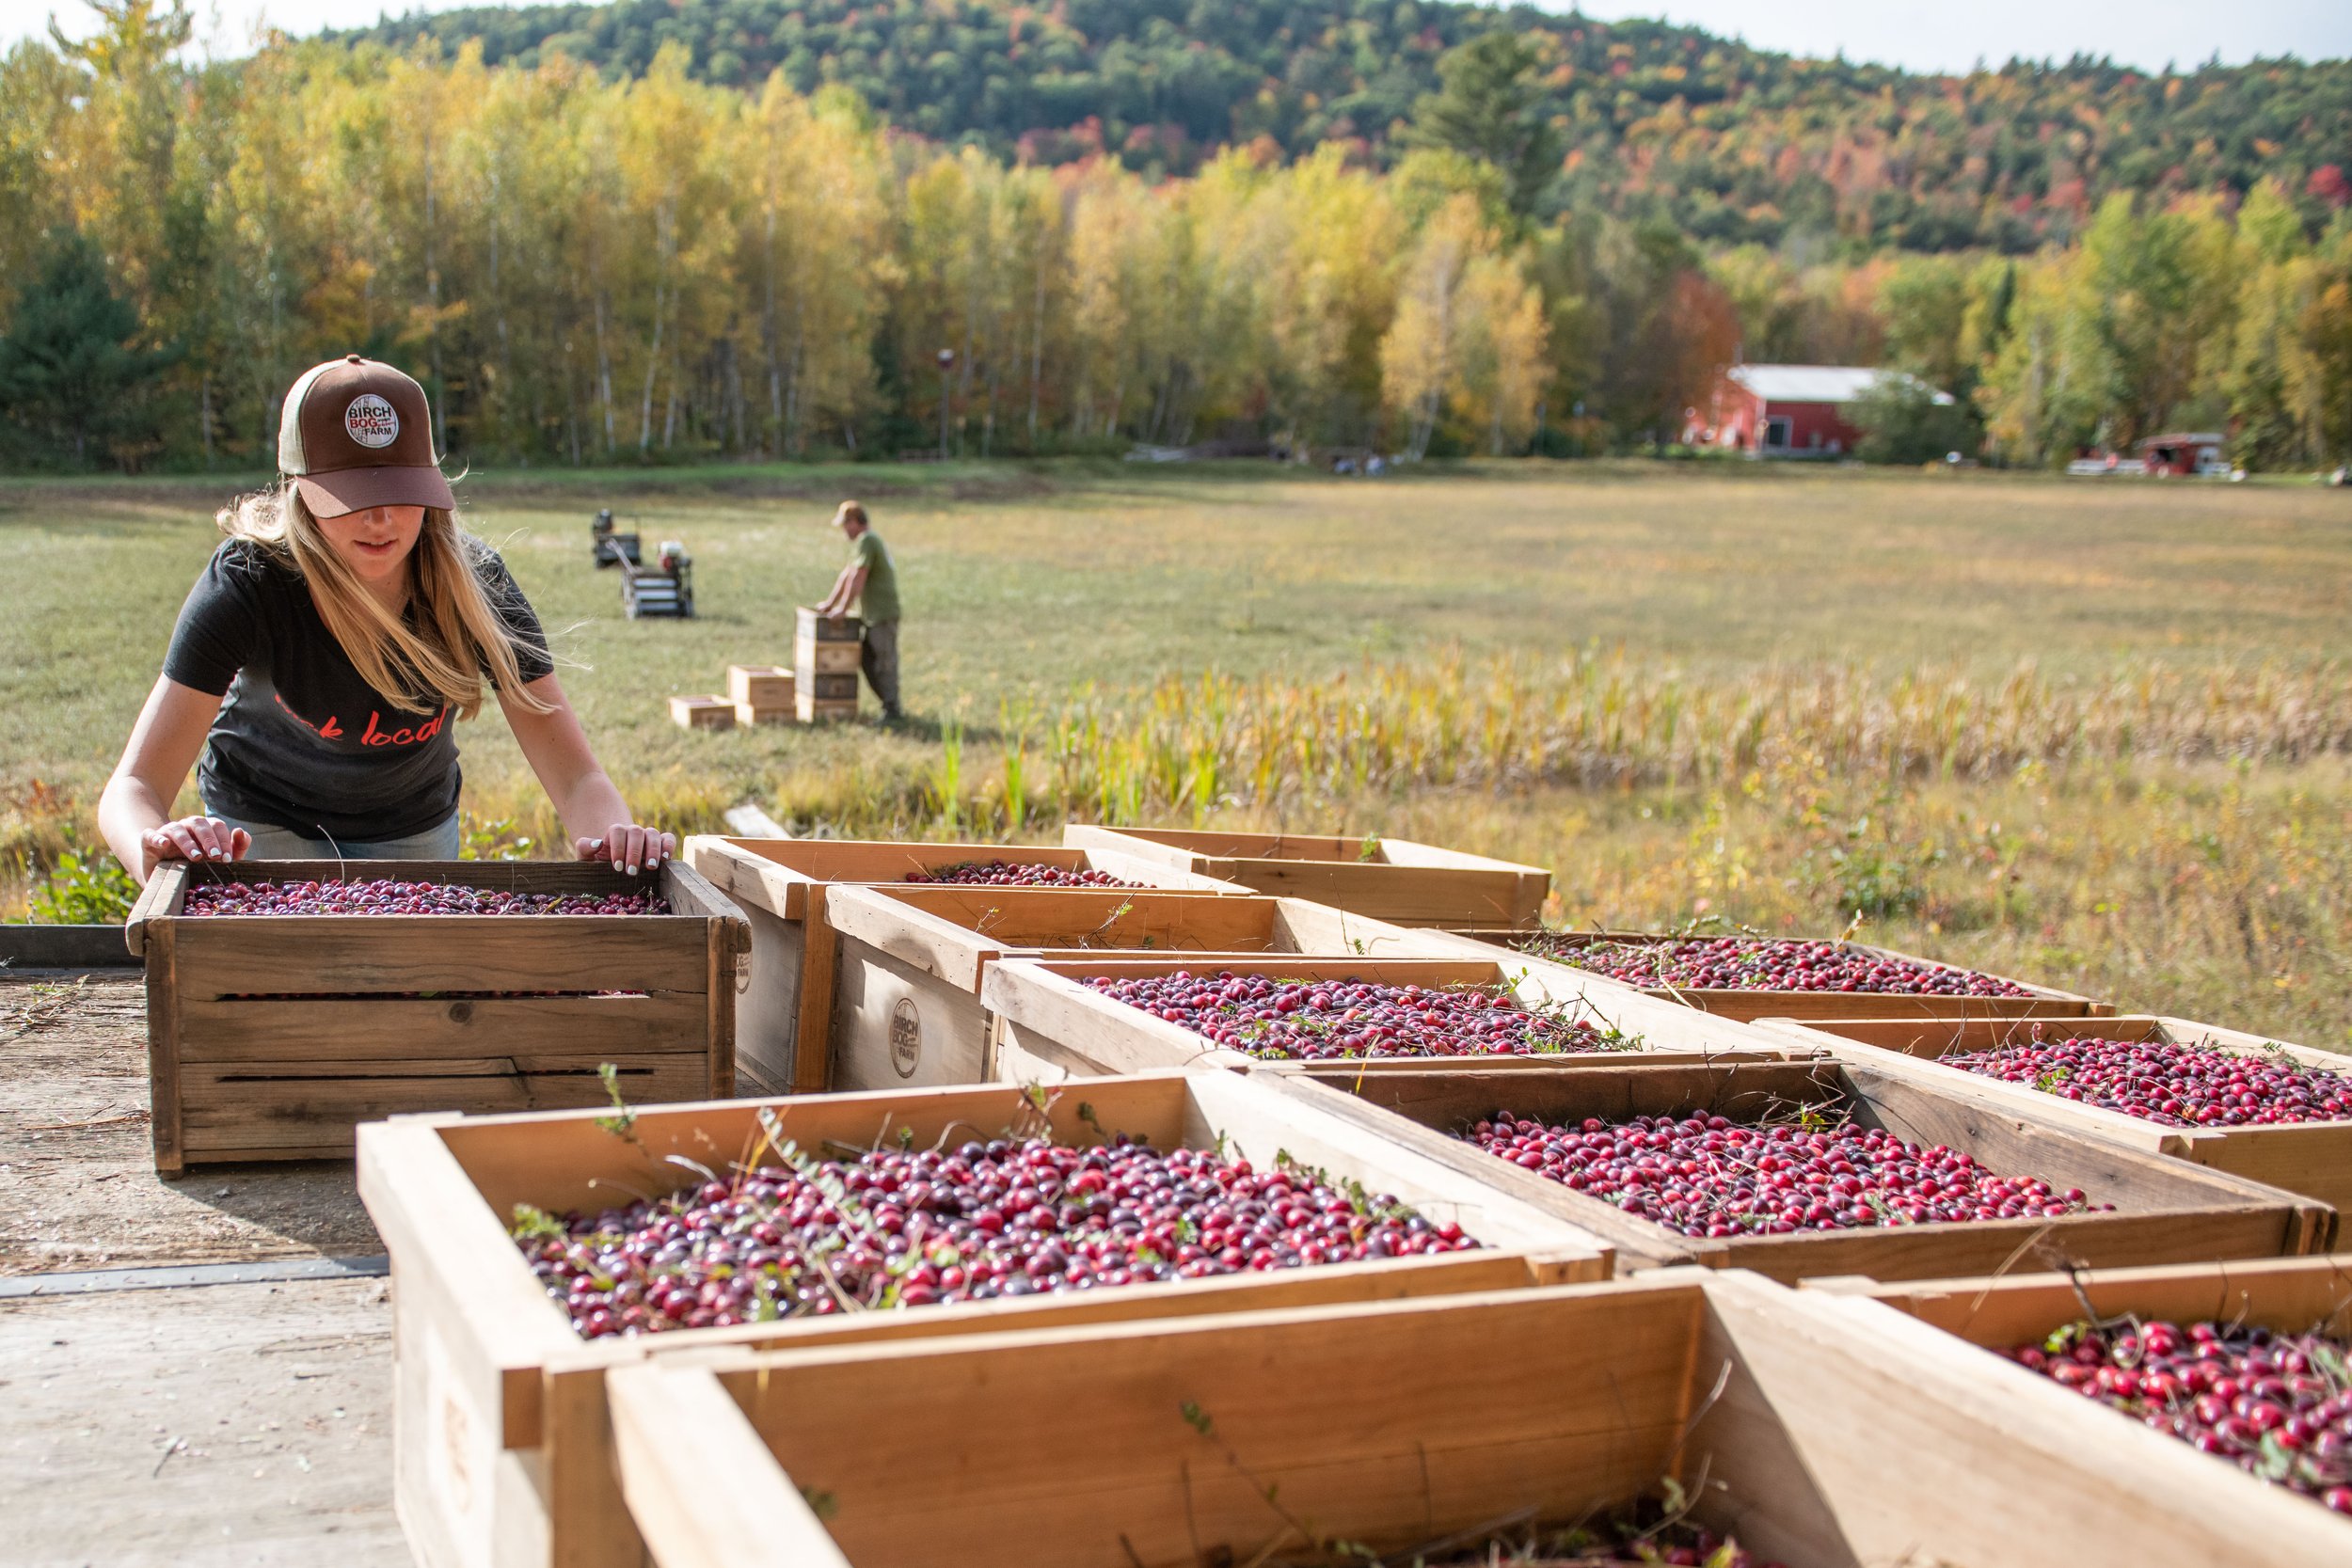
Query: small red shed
1685 365 1952 458
2137 433 2225 477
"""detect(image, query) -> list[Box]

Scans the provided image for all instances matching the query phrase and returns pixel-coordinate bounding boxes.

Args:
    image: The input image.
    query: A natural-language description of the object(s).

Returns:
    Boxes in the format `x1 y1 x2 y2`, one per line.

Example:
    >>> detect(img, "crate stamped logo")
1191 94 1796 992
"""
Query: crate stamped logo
343 392 401 449
889 996 923 1077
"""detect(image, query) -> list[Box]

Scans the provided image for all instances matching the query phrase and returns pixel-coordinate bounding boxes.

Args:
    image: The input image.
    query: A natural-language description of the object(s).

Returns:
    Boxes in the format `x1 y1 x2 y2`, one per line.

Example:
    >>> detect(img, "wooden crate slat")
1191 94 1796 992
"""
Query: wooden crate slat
722 1284 1693 1565
175 992 710 1061
182 1058 711 1153
167 914 708 997
1062 824 1550 927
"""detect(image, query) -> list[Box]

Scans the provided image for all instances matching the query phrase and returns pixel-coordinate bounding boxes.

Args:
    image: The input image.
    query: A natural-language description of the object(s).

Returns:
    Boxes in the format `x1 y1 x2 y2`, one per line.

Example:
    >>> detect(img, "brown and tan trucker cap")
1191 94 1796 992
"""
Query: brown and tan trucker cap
278 355 455 517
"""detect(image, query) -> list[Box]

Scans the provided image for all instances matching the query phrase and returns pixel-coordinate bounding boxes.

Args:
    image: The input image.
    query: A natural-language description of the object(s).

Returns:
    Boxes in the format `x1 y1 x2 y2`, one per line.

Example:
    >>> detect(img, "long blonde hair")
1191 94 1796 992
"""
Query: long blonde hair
217 483 553 720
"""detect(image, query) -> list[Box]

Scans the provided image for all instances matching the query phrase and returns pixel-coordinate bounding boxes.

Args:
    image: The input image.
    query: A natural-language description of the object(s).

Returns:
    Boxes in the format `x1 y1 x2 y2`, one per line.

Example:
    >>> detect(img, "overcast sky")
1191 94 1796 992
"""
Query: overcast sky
4 0 2347 73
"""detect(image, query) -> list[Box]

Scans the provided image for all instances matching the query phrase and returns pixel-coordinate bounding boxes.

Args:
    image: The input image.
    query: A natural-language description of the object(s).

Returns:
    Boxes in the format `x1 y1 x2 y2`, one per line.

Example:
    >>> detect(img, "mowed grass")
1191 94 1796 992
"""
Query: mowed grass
5 461 2347 808
3 460 2348 1044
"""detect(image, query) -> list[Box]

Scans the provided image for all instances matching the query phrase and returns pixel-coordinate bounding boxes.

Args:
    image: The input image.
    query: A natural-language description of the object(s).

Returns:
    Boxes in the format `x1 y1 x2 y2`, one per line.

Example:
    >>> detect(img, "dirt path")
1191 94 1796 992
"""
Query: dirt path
1 1275 404 1566
0 975 405 1564
0 976 378 1275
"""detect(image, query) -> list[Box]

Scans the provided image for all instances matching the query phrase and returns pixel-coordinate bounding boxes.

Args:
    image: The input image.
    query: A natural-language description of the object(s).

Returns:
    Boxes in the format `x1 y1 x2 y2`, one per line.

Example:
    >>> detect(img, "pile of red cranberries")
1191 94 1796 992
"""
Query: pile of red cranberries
1525 935 2033 998
515 1134 1474 1338
904 859 1141 889
2010 1318 2352 1513
183 878 667 917
1086 970 1613 1061
1945 1036 2352 1129
1466 1111 2104 1237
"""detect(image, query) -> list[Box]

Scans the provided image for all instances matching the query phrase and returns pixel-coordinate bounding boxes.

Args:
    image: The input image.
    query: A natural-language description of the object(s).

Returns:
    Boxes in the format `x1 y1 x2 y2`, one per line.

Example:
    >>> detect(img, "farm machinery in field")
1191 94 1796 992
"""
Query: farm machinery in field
591 509 694 618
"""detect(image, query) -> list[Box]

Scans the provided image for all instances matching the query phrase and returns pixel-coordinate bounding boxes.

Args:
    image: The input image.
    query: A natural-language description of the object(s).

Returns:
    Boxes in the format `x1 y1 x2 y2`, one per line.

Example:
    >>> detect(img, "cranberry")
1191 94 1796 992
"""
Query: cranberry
1463 1109 2113 1238
903 859 1140 888
1526 935 2034 999
513 1134 1479 1338
2010 1317 2352 1510
1085 969 1616 1062
1944 1034 2352 1129
183 877 666 917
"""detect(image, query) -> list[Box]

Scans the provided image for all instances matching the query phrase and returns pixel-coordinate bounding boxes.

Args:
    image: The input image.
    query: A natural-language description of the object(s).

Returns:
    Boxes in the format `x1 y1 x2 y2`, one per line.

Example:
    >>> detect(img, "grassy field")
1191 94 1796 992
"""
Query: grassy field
4 460 2348 1042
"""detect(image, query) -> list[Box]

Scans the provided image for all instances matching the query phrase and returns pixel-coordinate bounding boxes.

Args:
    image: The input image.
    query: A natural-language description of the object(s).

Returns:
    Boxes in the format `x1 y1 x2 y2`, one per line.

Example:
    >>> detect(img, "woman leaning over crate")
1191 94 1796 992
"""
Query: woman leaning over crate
99 356 674 883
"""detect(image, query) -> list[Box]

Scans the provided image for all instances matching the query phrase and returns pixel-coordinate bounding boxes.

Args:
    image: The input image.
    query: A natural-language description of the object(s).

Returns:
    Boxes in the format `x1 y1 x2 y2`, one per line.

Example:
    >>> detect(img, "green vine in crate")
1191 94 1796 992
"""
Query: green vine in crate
594 1063 639 1142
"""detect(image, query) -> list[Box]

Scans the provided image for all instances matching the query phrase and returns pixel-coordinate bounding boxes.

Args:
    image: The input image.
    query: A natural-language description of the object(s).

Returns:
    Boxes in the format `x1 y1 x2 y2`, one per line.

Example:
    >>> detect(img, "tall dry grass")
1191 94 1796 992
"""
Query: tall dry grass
14 651 2348 1047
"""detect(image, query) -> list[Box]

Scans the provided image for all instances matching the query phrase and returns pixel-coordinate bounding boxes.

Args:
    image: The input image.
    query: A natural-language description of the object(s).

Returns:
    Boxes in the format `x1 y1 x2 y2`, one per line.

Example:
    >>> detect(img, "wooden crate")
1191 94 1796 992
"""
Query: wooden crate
1757 1012 2352 1217
356 1070 1613 1568
725 663 794 708
820 887 1481 1091
1269 1057 2331 1283
122 859 749 1173
683 837 1253 1096
794 607 862 721
1443 927 2109 1022
979 954 1804 1086
666 694 734 731
733 702 794 726
1809 1255 2352 1548
597 1267 2344 1568
1063 824 1549 928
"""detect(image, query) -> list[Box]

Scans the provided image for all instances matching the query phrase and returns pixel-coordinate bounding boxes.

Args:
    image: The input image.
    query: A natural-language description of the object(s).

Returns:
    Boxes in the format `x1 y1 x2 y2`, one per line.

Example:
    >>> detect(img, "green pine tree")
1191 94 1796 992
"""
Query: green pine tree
0 226 176 467
1408 32 1564 226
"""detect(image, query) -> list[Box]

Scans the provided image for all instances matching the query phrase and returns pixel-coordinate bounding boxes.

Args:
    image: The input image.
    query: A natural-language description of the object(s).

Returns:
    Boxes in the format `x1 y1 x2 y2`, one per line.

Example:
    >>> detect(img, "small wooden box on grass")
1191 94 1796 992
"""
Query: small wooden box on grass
725 664 794 724
978 953 1804 1087
1062 823 1550 928
596 1266 2337 1568
122 859 748 1173
1442 927 2110 1022
667 694 735 731
683 837 1250 1096
794 607 861 721
1268 1057 2332 1283
819 887 1481 1091
356 1070 1613 1568
1806 1255 2352 1555
1757 1012 2352 1216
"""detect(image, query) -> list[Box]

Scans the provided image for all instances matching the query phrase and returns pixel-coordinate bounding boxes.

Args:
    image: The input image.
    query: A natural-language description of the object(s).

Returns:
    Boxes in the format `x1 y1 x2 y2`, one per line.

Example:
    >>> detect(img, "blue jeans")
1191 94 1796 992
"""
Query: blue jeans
209 810 463 862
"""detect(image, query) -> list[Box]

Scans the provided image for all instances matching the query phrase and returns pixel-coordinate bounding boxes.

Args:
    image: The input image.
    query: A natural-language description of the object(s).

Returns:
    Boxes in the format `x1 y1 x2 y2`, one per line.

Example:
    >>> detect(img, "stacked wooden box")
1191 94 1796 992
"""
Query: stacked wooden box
726 663 795 725
794 606 861 721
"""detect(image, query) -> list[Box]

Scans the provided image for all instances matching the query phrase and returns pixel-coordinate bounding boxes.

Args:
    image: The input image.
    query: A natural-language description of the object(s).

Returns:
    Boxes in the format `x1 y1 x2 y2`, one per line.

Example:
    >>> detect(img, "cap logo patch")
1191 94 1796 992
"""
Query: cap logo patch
344 393 400 449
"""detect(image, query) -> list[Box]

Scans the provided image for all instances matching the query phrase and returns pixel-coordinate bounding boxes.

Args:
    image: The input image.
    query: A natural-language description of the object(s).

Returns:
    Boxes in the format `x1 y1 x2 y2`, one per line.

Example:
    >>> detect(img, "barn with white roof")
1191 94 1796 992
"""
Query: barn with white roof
1685 364 1954 458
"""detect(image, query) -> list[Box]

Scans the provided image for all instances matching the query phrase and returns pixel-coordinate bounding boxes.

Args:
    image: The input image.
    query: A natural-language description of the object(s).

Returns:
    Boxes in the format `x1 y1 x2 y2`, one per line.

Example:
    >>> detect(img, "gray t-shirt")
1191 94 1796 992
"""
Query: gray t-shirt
162 538 551 841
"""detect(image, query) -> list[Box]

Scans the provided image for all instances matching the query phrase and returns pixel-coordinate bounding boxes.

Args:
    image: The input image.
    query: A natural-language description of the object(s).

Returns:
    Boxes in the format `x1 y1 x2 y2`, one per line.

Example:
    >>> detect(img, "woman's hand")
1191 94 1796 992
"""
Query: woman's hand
574 823 675 877
145 815 251 866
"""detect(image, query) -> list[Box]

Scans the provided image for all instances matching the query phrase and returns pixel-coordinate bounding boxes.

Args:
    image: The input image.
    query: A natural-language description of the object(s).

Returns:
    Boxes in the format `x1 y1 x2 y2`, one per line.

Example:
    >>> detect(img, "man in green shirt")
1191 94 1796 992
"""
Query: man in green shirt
815 499 903 721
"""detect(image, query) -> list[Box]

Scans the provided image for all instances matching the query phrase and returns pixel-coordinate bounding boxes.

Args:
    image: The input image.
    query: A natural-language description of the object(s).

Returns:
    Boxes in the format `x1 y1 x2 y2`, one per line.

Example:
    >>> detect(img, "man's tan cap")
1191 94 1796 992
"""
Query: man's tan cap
278 355 455 517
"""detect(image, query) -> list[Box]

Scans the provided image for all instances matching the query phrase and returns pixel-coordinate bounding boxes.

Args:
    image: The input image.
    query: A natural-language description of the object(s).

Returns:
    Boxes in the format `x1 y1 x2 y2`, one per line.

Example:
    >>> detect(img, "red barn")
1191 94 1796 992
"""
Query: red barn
2137 432 2226 477
1684 364 1952 458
